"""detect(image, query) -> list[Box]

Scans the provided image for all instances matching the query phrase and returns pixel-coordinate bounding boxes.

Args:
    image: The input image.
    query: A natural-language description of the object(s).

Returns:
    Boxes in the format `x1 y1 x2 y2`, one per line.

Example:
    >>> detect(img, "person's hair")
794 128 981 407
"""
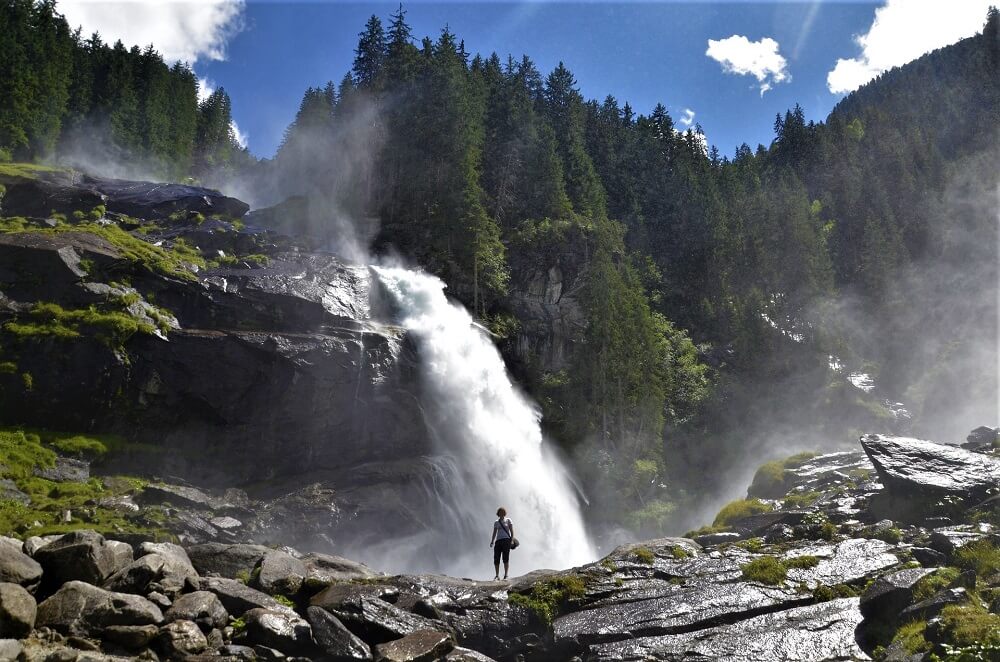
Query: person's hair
496 507 507 518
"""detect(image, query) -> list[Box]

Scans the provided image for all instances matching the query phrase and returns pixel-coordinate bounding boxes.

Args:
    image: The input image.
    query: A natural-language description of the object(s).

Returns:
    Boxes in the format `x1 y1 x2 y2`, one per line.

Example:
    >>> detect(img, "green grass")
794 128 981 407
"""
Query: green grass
748 452 819 498
812 583 860 601
0 162 68 181
670 545 690 560
49 435 108 457
0 429 56 479
740 555 818 585
713 498 774 527
936 604 1000 648
890 620 931 657
954 540 1000 578
633 547 655 564
509 576 587 626
784 555 820 569
736 537 764 552
912 567 961 602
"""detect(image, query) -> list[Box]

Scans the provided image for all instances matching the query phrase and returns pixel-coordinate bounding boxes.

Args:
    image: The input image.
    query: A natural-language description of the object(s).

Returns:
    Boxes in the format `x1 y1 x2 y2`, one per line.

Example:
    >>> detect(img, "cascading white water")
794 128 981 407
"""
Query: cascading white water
373 265 596 577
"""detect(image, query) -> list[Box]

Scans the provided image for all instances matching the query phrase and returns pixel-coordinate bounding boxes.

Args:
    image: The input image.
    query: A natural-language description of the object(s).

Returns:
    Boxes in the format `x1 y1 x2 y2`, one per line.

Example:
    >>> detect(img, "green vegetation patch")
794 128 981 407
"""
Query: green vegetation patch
890 620 932 657
0 162 68 181
632 547 655 564
741 557 788 585
911 567 961 602
49 435 108 457
748 452 819 499
0 221 205 281
954 540 1000 578
812 583 860 602
713 498 774 528
935 604 1000 649
783 491 822 509
509 575 587 626
3 302 155 349
740 554 818 585
0 427 170 539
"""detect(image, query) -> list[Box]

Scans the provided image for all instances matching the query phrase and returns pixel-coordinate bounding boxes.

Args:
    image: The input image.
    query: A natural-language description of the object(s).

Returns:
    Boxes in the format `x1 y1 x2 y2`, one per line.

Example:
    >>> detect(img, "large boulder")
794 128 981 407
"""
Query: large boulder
242 607 313 655
164 590 228 631
325 595 449 646
35 580 163 637
252 549 307 596
105 542 198 596
860 567 936 619
0 582 36 637
307 605 372 661
0 544 43 588
588 598 867 661
33 530 133 586
157 619 208 657
374 630 454 662
860 434 1000 502
187 543 271 579
200 577 292 617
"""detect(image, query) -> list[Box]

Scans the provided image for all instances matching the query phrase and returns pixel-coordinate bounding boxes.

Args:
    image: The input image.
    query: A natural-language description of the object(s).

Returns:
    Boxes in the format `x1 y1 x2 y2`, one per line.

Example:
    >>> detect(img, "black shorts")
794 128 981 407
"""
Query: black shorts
494 538 511 565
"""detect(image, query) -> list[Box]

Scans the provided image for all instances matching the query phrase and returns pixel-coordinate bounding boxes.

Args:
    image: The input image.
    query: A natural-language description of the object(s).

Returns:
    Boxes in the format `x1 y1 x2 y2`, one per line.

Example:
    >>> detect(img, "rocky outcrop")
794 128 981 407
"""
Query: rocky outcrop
861 433 1000 502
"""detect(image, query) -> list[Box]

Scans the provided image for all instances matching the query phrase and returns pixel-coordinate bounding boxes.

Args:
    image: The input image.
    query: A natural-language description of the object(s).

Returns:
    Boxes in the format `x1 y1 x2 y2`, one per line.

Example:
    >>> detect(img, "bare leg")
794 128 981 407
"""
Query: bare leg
503 561 509 579
494 563 500 580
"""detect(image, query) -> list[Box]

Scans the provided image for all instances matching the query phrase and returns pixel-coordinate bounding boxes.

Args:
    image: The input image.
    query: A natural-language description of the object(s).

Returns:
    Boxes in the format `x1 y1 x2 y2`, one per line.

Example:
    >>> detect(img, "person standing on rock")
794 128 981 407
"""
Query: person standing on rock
490 507 514 580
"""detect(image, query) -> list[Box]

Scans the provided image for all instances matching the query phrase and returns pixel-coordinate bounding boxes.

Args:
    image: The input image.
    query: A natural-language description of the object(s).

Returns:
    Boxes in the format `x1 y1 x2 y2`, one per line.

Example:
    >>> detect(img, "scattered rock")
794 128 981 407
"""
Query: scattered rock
374 629 454 662
0 479 29 505
307 605 372 661
0 582 37 637
301 552 378 588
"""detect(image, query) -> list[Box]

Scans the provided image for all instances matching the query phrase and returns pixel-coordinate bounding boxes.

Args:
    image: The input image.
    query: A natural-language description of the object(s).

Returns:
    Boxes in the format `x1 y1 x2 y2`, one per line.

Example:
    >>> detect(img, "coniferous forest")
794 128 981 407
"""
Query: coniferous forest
1 0 997 535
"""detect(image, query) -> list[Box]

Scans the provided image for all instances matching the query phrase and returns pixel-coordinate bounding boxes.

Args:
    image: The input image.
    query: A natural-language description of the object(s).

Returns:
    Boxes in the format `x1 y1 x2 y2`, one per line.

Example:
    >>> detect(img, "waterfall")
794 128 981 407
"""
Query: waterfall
372 265 596 577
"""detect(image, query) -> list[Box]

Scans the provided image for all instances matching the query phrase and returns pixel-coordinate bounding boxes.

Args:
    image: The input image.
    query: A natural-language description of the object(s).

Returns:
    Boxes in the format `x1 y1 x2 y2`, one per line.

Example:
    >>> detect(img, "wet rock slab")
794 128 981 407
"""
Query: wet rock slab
589 598 867 661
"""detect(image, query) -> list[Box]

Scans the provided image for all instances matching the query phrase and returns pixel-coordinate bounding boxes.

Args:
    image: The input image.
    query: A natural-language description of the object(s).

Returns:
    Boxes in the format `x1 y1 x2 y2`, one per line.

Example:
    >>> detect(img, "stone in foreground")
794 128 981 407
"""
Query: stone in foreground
375 629 455 662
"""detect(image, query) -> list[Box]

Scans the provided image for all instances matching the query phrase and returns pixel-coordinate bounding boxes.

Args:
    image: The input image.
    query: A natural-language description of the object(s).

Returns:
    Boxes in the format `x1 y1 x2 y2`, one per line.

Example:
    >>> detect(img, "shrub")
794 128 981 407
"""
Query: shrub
670 545 690 560
21 372 33 390
741 557 787 585
736 537 764 552
783 491 822 508
713 499 773 527
870 527 903 544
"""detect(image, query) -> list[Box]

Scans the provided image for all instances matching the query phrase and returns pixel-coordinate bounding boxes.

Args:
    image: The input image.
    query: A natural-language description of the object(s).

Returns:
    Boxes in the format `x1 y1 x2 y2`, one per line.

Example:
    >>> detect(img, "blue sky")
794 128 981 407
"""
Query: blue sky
197 2 876 158
58 0 995 160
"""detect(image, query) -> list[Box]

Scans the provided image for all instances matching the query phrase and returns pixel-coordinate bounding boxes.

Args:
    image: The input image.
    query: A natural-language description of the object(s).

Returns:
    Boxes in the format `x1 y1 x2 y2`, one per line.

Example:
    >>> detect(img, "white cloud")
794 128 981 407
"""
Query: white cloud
679 108 696 128
59 0 245 64
706 35 790 96
827 0 994 94
197 78 248 149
